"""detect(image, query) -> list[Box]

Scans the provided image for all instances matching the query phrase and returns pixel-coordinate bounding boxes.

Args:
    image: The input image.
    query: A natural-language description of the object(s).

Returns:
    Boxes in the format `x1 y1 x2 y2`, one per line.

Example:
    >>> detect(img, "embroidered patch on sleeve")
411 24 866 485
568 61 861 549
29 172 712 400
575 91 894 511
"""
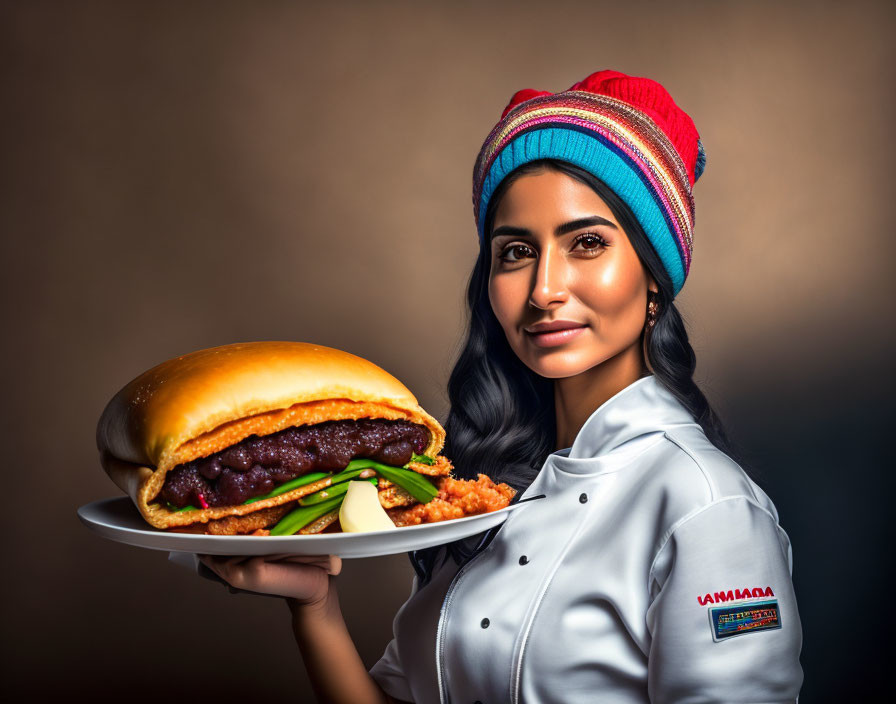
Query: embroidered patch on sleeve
709 599 781 641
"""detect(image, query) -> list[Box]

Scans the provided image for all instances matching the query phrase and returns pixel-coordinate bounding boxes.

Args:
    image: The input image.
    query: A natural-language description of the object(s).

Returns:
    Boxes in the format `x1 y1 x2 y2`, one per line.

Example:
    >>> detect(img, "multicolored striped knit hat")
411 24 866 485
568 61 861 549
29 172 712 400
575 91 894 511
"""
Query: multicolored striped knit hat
472 69 705 297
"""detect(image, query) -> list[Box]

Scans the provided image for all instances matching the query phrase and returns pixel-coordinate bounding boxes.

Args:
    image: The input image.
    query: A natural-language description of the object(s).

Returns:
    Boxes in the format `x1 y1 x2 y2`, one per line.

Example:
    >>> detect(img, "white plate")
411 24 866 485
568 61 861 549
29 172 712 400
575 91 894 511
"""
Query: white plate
77 497 526 558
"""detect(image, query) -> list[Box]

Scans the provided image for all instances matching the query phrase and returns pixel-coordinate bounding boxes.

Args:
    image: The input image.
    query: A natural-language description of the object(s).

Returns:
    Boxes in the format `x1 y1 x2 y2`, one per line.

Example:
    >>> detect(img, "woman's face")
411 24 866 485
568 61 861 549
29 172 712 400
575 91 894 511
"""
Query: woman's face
487 167 656 379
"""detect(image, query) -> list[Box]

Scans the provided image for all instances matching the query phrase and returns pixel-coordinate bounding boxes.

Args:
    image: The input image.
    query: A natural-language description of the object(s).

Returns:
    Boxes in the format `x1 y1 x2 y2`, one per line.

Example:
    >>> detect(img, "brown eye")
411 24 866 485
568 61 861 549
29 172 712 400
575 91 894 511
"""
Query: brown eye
573 233 609 253
499 243 535 262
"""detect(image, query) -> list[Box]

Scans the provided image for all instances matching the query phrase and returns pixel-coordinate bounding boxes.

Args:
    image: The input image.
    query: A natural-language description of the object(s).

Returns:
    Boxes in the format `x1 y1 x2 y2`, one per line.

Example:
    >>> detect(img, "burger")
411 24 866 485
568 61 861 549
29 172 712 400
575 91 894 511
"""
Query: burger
96 341 515 535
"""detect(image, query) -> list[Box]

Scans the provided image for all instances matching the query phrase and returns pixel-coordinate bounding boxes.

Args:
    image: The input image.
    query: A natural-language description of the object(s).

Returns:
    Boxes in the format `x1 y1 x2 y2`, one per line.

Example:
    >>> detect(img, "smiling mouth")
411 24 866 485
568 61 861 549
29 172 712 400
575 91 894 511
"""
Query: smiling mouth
523 323 587 348
524 321 587 334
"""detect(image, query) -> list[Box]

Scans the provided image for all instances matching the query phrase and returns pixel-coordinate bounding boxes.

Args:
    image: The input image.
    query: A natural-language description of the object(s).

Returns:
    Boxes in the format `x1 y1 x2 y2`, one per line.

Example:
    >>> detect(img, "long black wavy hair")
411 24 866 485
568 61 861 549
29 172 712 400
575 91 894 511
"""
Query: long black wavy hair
410 158 743 585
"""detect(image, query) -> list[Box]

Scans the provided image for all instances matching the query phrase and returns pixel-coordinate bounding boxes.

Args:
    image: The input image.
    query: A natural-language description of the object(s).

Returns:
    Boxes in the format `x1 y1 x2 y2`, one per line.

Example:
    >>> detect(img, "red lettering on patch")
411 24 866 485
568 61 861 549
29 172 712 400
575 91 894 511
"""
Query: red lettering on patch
697 586 774 606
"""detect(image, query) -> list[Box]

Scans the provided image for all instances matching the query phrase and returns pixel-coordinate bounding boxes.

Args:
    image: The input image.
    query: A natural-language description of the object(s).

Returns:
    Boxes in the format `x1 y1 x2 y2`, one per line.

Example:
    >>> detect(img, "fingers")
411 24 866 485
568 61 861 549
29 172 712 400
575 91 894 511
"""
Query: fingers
271 555 342 576
208 556 271 592
196 553 341 598
198 554 246 588
198 554 248 572
266 554 341 571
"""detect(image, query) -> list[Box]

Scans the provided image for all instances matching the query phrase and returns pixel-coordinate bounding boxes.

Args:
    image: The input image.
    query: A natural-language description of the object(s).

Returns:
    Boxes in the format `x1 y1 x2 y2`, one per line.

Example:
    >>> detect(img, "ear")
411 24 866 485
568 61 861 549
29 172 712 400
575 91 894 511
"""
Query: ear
647 275 659 295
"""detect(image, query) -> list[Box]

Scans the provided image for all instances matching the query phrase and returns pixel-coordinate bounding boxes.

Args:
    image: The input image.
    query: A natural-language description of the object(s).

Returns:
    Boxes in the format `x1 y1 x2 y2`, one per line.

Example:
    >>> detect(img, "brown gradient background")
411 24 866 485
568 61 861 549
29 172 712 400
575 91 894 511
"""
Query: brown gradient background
2 1 893 700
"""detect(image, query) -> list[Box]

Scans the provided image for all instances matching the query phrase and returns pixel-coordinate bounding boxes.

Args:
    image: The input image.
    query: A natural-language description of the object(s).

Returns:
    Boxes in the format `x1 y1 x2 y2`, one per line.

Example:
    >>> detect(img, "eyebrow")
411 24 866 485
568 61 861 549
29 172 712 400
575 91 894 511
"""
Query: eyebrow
490 215 618 241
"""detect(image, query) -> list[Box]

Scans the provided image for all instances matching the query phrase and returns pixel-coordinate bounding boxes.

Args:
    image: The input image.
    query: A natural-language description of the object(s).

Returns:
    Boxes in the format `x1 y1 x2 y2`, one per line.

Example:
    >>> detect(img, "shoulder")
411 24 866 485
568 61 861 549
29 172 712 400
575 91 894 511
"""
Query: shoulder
667 424 776 506
628 424 784 556
635 426 795 593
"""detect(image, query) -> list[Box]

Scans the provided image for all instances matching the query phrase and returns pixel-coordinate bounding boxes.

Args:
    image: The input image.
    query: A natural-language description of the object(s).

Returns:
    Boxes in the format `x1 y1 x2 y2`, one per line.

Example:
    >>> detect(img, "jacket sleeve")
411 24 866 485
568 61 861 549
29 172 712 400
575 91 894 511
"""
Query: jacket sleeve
368 575 418 703
646 495 803 703
369 636 414 702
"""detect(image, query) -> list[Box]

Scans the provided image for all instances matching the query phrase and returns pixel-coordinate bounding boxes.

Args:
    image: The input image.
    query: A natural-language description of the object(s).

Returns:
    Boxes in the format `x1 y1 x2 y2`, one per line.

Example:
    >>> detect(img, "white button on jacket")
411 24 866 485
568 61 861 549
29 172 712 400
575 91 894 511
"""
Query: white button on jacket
369 375 804 703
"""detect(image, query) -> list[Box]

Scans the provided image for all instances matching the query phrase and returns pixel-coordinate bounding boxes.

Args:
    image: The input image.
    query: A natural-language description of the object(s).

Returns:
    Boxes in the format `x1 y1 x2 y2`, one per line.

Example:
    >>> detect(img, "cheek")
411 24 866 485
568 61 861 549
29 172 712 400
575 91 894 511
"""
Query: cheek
488 274 524 328
575 257 645 320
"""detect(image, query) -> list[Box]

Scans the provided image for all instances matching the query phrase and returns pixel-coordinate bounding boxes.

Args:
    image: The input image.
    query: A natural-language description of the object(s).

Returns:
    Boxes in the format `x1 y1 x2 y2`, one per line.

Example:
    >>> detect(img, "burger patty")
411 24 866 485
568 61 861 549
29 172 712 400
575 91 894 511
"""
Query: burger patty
159 418 431 509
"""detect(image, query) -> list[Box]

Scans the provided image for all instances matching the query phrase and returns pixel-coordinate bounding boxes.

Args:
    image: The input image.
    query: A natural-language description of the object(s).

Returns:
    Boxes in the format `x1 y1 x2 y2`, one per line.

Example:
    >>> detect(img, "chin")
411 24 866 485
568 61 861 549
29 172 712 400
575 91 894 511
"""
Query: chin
518 348 605 380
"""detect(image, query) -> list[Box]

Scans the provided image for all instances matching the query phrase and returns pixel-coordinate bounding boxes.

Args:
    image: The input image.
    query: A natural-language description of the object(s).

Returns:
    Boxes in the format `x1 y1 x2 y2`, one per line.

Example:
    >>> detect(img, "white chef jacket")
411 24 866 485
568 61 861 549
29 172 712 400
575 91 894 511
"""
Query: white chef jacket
369 374 803 703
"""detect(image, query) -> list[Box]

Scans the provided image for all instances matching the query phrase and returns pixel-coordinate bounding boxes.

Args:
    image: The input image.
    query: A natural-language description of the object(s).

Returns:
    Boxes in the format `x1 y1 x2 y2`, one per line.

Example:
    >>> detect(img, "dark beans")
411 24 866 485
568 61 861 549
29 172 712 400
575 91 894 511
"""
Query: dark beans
220 446 252 471
159 419 431 508
198 457 223 481
379 440 414 468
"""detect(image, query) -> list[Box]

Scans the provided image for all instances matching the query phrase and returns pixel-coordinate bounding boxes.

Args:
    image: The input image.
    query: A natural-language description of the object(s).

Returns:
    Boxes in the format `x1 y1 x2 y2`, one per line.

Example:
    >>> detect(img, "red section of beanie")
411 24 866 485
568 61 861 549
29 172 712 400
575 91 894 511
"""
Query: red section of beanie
498 70 701 187
500 88 553 119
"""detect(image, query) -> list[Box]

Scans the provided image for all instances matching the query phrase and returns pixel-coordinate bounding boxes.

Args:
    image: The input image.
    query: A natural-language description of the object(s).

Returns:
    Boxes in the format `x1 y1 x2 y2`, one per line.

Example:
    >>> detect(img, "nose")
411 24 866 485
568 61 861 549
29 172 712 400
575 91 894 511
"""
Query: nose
528 245 569 309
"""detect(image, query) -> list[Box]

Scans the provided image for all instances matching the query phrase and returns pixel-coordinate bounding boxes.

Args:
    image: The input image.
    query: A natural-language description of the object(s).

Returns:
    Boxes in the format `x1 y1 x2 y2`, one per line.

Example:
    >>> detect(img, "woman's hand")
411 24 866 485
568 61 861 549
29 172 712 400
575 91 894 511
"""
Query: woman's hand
198 553 342 608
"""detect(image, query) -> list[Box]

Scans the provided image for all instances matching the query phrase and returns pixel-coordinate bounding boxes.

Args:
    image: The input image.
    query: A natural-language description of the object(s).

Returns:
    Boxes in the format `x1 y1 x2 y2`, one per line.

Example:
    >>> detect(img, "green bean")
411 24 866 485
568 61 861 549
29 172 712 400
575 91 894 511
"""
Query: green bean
299 480 351 506
372 463 439 504
329 464 378 484
299 477 379 506
243 471 332 505
270 495 345 536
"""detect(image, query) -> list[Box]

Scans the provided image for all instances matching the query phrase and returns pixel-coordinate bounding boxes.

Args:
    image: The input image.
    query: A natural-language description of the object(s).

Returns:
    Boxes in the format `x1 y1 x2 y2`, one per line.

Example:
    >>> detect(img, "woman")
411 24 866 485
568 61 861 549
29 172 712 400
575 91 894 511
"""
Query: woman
200 70 804 703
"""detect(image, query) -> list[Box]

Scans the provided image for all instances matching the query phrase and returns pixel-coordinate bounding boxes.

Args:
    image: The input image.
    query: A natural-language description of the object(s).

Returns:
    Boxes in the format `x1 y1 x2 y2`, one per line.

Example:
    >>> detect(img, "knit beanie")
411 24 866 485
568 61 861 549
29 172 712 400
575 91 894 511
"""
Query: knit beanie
472 70 705 297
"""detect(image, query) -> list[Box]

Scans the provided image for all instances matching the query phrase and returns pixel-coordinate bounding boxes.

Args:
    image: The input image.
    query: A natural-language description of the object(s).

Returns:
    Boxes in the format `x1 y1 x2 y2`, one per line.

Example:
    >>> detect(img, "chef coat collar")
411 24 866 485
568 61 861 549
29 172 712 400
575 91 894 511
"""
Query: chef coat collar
555 374 697 461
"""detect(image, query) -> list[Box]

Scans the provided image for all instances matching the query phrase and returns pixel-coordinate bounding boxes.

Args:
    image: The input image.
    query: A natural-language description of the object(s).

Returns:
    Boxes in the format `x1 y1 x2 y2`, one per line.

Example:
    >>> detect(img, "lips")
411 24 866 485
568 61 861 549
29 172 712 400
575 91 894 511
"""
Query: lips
524 320 586 333
524 320 587 348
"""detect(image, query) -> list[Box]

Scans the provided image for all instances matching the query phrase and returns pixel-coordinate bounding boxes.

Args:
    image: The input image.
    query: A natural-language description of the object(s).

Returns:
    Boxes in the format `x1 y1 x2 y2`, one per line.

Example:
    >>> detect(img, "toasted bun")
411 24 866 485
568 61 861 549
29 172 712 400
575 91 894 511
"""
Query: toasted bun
96 341 446 529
